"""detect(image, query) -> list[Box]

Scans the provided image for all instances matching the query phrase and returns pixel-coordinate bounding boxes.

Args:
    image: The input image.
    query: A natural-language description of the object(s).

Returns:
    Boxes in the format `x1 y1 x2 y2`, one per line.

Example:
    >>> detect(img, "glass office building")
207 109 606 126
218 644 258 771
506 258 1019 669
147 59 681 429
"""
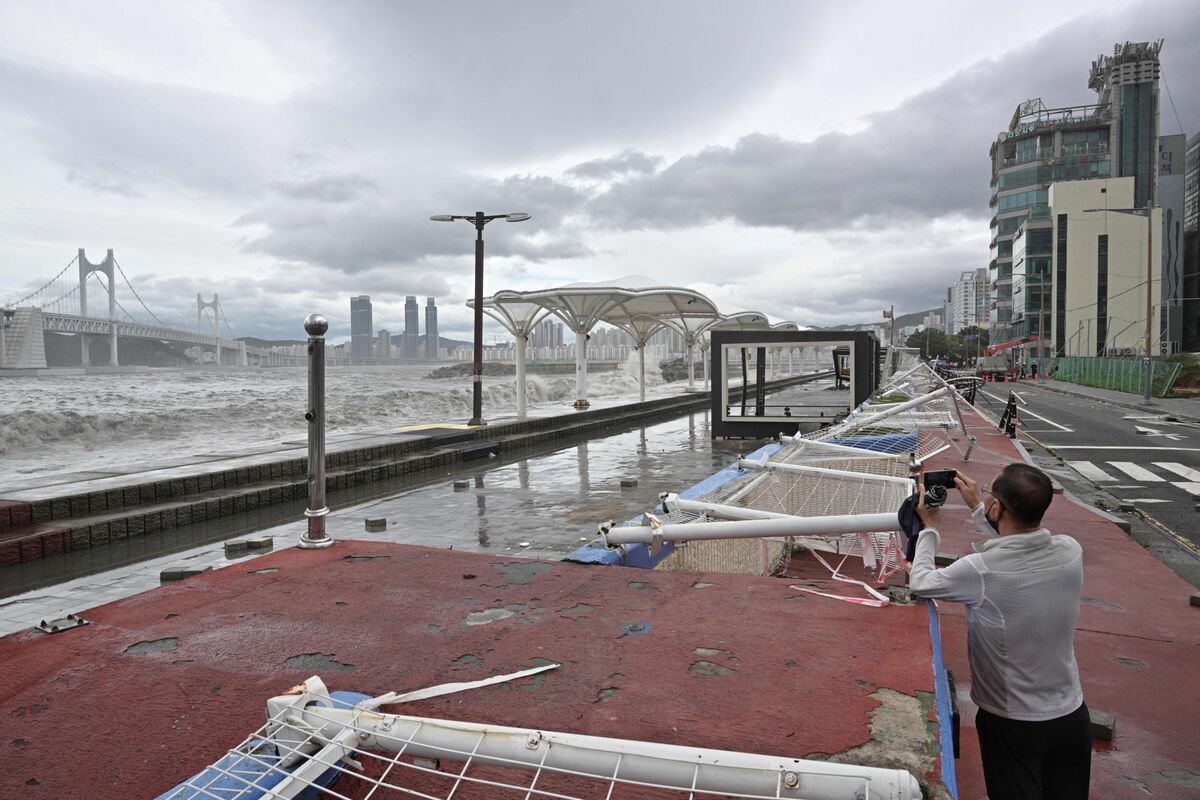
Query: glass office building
988 40 1161 353
350 295 373 360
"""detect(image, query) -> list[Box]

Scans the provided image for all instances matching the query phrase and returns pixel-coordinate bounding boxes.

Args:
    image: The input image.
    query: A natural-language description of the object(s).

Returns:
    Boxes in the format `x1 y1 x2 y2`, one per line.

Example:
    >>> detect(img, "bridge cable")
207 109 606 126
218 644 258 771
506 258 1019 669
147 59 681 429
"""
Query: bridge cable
113 259 172 327
4 255 79 307
169 297 198 331
217 303 238 341
90 272 141 323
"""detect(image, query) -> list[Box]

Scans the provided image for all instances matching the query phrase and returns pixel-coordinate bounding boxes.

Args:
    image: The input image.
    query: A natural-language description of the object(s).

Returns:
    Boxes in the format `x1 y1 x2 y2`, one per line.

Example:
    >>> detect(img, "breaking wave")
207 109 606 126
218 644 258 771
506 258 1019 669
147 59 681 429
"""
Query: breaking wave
0 363 684 477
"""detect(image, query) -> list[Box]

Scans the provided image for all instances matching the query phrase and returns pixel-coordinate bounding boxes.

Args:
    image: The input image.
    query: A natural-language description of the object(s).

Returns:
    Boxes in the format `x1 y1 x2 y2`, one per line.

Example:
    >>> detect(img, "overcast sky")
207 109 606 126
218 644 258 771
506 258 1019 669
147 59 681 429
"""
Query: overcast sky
2 1 1197 344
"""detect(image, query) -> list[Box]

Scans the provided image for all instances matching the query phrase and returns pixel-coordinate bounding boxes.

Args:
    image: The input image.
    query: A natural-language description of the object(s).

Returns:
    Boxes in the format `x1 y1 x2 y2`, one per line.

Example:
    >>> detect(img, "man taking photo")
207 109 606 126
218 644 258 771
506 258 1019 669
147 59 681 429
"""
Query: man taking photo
911 463 1090 800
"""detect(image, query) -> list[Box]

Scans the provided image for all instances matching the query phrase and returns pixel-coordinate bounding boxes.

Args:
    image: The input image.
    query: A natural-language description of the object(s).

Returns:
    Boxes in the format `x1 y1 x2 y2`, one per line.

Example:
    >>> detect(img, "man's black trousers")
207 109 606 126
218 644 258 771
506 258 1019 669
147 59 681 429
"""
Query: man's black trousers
976 702 1091 800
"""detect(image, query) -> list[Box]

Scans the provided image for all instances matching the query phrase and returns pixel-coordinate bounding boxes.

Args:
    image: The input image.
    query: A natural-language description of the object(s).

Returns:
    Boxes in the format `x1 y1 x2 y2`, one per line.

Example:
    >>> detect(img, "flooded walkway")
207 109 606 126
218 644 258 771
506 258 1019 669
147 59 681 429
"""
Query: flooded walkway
0 410 759 633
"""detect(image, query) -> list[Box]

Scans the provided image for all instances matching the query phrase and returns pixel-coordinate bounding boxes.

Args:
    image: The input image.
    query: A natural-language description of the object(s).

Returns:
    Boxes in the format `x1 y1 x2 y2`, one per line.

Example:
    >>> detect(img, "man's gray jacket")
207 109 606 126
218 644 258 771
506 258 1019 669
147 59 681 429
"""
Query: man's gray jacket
910 505 1084 722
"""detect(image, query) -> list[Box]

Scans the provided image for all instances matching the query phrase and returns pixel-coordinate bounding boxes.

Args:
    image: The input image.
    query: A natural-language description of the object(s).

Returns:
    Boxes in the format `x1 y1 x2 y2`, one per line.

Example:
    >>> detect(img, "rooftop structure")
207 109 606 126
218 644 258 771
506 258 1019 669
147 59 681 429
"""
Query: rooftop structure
988 40 1162 348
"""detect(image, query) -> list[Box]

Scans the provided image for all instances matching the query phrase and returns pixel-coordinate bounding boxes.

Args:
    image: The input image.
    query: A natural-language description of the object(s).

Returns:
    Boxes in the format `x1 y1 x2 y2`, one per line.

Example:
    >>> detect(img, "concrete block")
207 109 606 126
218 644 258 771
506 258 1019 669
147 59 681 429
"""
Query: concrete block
934 552 957 567
620 478 639 488
160 565 213 583
453 480 470 490
224 540 248 555
245 536 274 550
1190 592 1200 607
1116 502 1135 512
1089 709 1116 741
365 518 387 532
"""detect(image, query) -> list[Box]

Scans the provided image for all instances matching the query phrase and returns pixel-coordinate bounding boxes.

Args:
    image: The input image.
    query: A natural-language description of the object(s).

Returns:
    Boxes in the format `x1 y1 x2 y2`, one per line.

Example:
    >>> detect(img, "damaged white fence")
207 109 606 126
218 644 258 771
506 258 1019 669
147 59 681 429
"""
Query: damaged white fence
162 675 923 800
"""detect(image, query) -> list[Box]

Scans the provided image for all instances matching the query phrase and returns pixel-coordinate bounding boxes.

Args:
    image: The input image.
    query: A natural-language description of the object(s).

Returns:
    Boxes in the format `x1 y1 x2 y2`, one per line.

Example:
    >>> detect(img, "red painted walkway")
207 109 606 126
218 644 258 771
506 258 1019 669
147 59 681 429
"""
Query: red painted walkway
0 541 945 799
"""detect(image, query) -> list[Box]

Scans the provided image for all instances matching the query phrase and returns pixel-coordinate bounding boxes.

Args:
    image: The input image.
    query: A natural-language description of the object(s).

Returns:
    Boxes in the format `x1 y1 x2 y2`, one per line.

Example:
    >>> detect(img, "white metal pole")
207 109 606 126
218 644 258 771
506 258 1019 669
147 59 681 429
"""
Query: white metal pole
638 340 646 402
516 331 528 417
686 336 696 390
603 512 903 545
737 456 915 486
574 328 589 408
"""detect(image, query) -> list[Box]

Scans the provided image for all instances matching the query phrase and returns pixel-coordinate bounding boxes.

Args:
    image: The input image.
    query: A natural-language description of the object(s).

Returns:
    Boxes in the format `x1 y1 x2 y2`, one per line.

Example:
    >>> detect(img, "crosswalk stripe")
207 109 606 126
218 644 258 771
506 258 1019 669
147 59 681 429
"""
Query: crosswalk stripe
1067 461 1116 482
1107 462 1165 482
1171 482 1200 496
1152 462 1200 482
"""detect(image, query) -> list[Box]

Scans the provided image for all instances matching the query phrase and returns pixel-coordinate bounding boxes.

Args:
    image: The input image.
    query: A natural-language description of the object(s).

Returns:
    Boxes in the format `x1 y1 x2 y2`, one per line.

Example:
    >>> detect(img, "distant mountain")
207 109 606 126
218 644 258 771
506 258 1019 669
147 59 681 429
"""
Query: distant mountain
816 307 940 332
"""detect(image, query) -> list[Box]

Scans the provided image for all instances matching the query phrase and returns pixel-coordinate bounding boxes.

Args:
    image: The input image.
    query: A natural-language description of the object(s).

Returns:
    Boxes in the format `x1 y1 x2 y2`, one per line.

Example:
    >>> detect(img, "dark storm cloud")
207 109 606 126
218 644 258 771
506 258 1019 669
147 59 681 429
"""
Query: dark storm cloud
236 172 591 271
566 150 663 180
0 56 277 198
237 2 826 163
588 6 1200 234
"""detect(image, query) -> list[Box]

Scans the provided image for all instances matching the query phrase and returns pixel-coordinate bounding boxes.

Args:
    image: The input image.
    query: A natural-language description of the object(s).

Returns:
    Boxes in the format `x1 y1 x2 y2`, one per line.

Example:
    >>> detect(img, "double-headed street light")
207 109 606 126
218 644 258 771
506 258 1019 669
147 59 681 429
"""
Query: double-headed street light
429 211 531 426
1082 205 1156 403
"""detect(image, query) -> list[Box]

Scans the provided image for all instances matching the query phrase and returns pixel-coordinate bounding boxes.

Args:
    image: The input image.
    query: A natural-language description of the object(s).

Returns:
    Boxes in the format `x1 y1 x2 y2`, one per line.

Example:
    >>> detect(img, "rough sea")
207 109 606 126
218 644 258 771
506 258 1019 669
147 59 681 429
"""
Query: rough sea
0 359 672 482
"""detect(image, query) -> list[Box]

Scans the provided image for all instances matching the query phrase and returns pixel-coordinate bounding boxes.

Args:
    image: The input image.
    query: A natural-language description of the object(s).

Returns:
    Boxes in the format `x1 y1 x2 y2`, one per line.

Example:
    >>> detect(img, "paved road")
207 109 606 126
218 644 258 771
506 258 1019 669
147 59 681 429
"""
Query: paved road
973 382 1200 549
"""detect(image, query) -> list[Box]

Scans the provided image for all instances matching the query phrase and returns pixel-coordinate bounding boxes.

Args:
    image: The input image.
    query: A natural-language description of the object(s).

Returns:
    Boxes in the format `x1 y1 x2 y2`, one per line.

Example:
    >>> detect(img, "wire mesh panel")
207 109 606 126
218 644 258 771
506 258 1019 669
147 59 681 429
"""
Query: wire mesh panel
655 535 791 576
160 677 923 800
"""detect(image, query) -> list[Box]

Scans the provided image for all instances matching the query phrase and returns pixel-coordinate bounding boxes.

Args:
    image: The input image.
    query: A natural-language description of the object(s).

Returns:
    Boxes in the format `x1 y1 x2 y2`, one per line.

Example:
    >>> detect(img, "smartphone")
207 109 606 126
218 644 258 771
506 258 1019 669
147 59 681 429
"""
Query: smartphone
923 469 958 489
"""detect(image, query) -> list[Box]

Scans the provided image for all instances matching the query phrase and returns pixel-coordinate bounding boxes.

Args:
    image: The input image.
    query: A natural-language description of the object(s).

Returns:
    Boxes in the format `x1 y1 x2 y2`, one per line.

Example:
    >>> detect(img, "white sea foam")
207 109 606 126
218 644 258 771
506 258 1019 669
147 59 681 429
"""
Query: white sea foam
0 363 686 480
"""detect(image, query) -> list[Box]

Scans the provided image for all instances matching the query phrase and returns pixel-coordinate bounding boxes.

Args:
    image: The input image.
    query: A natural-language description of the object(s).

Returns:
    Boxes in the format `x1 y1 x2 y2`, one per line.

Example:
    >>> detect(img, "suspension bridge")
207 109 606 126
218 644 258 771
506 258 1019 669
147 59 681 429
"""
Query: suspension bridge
1 249 303 370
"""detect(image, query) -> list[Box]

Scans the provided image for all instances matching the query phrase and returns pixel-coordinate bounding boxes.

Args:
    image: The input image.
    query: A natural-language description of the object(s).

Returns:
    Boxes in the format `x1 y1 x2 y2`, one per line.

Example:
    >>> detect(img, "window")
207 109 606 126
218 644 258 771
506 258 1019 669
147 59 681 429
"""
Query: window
998 188 1048 212
1061 128 1109 156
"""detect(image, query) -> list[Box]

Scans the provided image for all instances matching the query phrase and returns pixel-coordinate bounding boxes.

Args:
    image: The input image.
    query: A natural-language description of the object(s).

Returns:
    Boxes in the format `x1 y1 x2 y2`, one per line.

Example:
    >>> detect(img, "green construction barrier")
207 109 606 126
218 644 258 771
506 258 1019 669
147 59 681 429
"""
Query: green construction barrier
1051 357 1181 398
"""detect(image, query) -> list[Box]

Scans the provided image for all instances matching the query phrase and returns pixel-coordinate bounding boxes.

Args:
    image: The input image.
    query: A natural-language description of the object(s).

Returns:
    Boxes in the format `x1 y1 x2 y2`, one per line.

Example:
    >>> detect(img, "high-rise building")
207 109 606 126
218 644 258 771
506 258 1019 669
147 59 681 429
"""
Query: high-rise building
989 40 1162 351
404 296 419 360
947 269 989 334
1183 132 1200 350
376 329 391 359
425 297 439 361
350 295 373 360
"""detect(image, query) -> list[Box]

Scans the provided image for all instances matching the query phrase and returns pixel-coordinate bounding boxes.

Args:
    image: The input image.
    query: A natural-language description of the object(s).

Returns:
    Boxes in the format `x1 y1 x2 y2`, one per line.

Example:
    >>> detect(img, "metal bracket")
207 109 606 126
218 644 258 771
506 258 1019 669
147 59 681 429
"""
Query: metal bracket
36 614 89 634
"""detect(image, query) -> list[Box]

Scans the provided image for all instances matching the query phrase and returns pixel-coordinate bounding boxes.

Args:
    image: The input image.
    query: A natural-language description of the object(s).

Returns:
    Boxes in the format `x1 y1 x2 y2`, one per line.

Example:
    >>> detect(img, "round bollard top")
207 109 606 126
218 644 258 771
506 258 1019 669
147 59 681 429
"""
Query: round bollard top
303 313 329 337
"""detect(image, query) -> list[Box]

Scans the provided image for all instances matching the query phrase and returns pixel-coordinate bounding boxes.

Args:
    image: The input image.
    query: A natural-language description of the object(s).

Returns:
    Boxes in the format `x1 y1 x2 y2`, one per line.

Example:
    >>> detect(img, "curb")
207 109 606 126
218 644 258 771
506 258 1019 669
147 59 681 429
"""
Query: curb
1018 380 1200 424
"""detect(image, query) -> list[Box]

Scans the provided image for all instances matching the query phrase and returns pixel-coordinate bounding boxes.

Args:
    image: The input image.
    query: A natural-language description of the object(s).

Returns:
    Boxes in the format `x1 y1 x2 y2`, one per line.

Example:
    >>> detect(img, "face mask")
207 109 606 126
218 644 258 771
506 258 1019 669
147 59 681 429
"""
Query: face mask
985 503 1001 534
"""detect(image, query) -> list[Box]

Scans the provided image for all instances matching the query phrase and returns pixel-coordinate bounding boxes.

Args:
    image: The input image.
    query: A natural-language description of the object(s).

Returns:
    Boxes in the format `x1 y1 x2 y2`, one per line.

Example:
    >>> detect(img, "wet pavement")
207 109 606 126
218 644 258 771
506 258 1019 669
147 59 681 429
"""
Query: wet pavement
0 410 761 635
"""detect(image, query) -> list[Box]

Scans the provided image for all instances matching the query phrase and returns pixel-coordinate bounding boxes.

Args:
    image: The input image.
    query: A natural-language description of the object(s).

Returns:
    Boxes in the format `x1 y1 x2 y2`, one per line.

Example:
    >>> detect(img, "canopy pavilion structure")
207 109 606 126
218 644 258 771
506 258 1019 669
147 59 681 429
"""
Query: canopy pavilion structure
472 277 796 416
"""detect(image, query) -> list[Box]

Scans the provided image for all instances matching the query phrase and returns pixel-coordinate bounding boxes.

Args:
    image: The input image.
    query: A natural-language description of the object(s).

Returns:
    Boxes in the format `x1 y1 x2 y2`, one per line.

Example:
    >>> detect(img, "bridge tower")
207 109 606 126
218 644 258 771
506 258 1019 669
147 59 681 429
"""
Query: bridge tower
78 248 118 366
198 294 220 365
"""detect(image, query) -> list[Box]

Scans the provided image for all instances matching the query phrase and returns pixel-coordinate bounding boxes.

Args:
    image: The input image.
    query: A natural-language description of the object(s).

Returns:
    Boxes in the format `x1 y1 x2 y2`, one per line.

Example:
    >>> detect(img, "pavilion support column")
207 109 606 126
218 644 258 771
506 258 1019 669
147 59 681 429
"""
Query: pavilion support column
702 345 710 391
574 329 589 409
516 331 528 418
686 337 696 390
638 342 646 402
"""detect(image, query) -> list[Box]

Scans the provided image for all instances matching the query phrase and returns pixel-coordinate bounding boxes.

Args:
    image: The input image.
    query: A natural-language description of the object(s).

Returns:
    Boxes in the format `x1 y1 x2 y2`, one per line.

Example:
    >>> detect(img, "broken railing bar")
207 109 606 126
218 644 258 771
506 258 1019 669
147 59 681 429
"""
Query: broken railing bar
277 677 922 800
602 512 903 546
778 436 910 459
661 493 790 521
840 386 950 429
738 456 915 486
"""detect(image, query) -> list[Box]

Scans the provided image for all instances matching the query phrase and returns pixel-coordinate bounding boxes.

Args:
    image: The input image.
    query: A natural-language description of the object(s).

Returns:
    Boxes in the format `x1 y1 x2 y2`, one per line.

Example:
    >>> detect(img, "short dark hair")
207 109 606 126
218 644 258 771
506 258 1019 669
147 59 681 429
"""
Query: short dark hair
992 463 1053 526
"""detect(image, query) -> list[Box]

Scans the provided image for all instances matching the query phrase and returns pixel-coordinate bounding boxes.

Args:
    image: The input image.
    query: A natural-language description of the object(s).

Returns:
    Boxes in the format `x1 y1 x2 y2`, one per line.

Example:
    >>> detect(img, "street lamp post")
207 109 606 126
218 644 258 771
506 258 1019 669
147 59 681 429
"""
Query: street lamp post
1083 206 1156 403
430 211 531 426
